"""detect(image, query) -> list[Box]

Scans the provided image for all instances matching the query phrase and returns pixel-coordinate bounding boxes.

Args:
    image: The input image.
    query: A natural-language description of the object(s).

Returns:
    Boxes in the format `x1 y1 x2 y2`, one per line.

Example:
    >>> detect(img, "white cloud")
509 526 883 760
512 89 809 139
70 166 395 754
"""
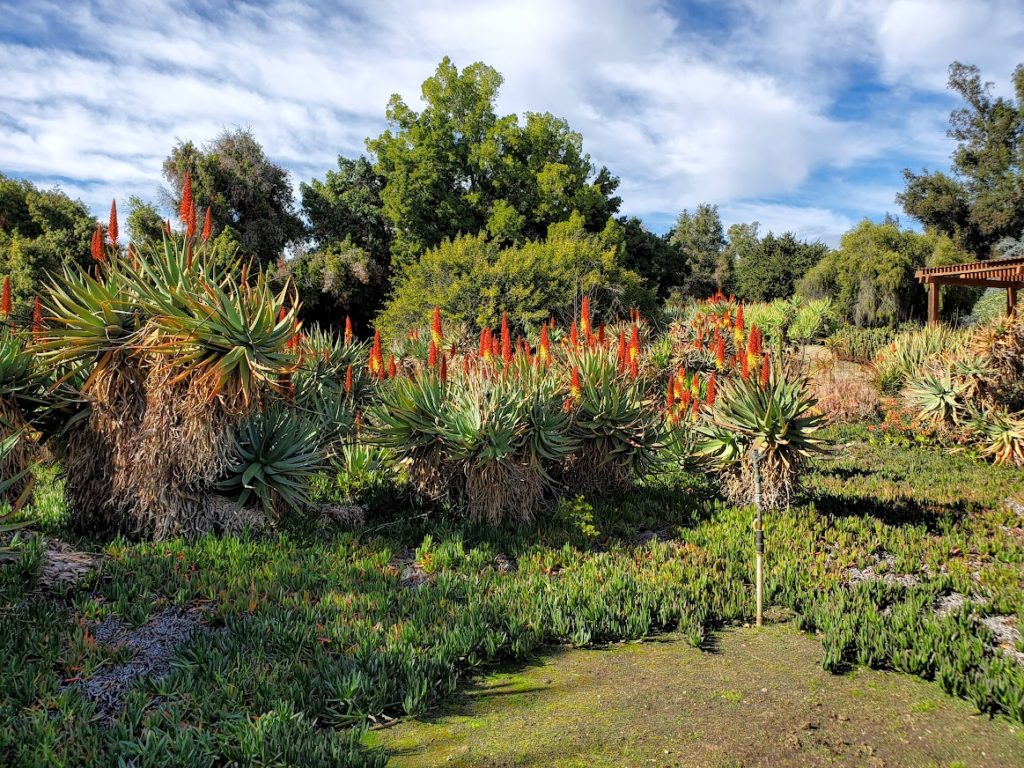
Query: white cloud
0 0 1020 244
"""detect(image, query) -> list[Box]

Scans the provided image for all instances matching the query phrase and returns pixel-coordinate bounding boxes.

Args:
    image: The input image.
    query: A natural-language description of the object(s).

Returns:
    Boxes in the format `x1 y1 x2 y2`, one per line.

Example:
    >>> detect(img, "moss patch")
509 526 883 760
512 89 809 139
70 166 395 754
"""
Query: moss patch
372 624 1024 767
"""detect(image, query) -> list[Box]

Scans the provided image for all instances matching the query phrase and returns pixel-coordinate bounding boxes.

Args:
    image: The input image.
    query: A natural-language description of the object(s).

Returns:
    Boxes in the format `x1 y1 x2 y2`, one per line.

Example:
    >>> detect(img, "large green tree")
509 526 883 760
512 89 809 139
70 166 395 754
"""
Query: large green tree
617 215 684 299
377 213 653 340
733 229 828 302
292 156 394 330
669 203 728 297
367 57 621 269
898 62 1024 257
798 219 975 326
162 128 305 269
0 173 96 316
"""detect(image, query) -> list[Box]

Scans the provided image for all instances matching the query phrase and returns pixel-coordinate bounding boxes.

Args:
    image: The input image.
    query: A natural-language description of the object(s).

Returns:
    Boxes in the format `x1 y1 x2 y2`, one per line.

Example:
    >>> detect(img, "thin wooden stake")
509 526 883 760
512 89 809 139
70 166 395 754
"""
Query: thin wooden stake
752 448 764 627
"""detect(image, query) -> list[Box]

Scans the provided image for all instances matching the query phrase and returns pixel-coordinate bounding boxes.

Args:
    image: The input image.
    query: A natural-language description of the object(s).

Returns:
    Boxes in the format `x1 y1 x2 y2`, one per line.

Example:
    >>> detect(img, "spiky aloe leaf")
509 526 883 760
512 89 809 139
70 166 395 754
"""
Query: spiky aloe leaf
217 406 327 515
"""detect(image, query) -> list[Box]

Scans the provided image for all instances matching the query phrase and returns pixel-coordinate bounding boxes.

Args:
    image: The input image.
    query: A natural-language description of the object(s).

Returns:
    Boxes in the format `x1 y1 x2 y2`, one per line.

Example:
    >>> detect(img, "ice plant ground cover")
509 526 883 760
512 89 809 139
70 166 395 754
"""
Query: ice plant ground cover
1 423 1023 766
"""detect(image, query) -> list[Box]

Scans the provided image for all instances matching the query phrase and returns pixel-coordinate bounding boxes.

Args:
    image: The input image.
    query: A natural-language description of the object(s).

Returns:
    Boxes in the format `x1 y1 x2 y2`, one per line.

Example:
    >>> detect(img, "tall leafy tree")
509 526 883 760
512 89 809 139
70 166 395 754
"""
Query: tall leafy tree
0 173 96 316
733 230 828 302
669 203 727 297
125 196 165 249
617 215 684 298
899 61 1024 257
798 219 975 326
162 128 304 269
367 57 621 268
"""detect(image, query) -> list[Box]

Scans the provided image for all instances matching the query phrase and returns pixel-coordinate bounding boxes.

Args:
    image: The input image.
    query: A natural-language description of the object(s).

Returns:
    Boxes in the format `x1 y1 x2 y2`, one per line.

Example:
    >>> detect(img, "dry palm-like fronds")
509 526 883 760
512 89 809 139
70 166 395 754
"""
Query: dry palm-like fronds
971 313 1024 410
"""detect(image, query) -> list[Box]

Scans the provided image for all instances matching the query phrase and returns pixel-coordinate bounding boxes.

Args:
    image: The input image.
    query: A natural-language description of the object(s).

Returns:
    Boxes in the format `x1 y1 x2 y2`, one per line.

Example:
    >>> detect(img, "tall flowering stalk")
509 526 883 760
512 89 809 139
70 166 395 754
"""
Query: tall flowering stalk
538 325 552 366
91 225 105 264
179 170 193 223
428 340 438 368
500 312 512 363
580 295 591 344
569 320 579 349
344 316 353 345
108 199 118 248
1 277 10 318
368 330 384 378
628 324 640 378
431 306 443 347
202 207 212 241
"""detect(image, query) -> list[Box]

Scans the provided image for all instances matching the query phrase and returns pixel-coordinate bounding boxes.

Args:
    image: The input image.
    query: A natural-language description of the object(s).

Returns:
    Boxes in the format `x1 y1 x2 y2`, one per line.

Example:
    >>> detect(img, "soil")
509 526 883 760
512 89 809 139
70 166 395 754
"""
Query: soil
371 624 1024 768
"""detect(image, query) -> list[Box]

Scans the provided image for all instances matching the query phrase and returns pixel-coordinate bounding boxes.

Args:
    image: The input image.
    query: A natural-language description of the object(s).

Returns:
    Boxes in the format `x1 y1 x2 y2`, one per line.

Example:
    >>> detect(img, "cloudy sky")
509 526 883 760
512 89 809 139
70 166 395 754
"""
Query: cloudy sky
1 0 1022 245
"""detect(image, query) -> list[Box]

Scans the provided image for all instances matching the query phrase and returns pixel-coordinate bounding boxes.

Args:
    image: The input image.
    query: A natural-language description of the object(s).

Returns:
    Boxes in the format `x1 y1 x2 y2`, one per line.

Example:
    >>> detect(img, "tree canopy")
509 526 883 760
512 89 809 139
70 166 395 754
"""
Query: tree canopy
162 128 305 269
367 57 621 269
898 62 1024 258
0 173 96 316
669 204 728 297
798 219 975 326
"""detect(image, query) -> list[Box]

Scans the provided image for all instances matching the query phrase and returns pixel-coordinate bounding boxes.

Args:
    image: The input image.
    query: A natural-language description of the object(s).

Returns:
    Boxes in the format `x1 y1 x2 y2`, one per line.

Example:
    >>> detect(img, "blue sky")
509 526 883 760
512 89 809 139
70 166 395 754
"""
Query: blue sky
1 0 1022 246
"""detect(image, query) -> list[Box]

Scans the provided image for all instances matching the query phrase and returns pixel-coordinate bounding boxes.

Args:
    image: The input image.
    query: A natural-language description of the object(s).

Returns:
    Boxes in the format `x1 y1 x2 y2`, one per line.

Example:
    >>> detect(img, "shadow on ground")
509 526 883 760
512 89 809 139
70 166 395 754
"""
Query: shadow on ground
369 624 1024 768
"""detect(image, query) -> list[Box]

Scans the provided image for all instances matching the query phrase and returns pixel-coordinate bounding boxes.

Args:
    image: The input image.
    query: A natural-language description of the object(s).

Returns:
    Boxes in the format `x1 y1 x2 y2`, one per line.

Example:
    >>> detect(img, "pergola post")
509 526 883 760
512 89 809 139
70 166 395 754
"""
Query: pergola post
927 281 939 327
1008 286 1018 317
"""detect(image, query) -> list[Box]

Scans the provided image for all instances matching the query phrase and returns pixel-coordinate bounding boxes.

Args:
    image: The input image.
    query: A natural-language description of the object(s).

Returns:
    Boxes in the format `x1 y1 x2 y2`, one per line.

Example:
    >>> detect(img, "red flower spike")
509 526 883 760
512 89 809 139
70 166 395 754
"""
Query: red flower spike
741 351 750 382
569 320 579 348
431 306 443 346
369 330 383 377
345 365 353 394
629 356 639 379
428 339 438 368
580 295 591 338
344 315 353 345
462 356 470 375
539 325 551 365
500 312 512 363
278 307 287 323
478 327 489 358
749 324 762 356
629 324 640 362
666 378 675 410
165 219 172 235
32 296 43 335
491 333 499 358
706 373 717 406
179 170 193 223
570 366 581 401
715 333 725 369
202 207 212 241
760 355 771 387
186 201 197 238
597 323 605 346
735 304 744 333
387 355 397 379
2 276 12 318
108 199 118 247
91 225 105 263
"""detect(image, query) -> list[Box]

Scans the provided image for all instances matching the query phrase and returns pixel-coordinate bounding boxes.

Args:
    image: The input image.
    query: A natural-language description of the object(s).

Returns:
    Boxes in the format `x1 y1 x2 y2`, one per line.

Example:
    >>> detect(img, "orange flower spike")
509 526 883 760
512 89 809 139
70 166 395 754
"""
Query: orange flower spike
108 199 118 248
344 365 353 394
580 295 591 337
740 351 750 382
344 316 353 345
706 373 717 406
179 170 193 223
569 320 579 349
164 219 172 235
666 378 675 411
500 312 512 363
539 324 551 366
491 332 500 358
629 355 639 379
278 307 287 323
760 354 771 387
186 201 197 238
714 333 725 370
597 323 605 346
629 324 640 363
387 355 397 379
202 207 212 241
369 330 383 377
440 354 448 383
462 356 470 375
32 295 43 335
1 276 11 318
617 329 627 367
91 225 105 263
428 339 438 368
735 304 744 334
431 306 443 346
749 324 762 356
570 366 581 401
690 376 700 400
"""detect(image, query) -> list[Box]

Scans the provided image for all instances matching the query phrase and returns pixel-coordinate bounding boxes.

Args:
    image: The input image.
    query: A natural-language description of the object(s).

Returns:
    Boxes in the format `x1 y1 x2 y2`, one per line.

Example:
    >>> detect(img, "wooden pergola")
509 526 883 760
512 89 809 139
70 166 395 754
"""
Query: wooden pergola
916 256 1024 326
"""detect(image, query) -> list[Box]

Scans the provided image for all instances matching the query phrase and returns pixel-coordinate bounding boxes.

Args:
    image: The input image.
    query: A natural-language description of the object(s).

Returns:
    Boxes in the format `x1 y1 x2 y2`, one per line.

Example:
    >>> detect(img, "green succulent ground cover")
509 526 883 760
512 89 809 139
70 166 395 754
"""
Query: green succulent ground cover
2 425 1023 766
